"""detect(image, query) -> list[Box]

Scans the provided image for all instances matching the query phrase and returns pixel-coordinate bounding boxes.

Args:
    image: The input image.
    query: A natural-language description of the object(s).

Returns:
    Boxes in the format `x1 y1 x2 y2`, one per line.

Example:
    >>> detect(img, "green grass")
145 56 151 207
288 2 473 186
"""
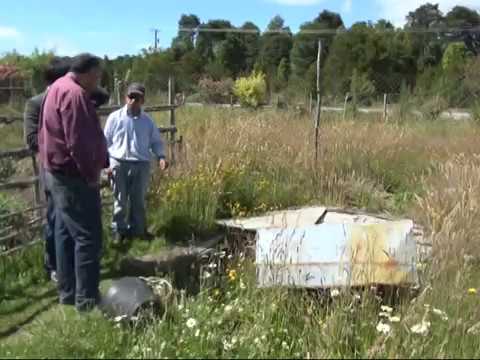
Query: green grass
2 263 480 358
0 105 23 150
2 108 480 358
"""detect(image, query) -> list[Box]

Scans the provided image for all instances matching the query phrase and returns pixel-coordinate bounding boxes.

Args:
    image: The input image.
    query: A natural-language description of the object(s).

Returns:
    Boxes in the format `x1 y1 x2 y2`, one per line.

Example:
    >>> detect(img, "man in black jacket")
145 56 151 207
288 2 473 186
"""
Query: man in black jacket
23 56 109 282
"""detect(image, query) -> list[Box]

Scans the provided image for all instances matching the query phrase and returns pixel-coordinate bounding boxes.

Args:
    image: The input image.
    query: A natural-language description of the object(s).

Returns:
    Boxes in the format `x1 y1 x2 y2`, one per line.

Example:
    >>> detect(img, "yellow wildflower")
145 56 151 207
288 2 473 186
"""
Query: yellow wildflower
468 288 477 295
228 269 237 282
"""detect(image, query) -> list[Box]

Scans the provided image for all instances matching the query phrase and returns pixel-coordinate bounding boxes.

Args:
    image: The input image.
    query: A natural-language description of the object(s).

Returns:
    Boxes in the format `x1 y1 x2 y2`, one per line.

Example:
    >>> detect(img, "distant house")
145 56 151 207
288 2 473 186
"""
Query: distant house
0 65 27 105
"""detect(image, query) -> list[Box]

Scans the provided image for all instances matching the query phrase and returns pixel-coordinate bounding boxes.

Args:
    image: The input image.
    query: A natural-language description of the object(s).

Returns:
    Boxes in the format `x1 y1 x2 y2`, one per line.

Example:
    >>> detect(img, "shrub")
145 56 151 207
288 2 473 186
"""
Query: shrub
419 96 449 121
233 72 267 108
350 69 376 107
395 81 415 122
0 158 15 181
197 77 234 104
471 101 480 125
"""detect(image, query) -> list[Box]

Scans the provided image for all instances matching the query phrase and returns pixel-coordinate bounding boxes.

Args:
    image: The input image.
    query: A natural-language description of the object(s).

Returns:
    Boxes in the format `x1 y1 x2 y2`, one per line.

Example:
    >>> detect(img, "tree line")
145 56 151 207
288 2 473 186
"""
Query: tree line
1 3 480 107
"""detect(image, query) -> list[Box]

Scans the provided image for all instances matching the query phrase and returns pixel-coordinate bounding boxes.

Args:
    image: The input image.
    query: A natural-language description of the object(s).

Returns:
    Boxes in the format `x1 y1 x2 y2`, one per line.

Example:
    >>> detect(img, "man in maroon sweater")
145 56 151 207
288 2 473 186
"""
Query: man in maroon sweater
39 53 109 312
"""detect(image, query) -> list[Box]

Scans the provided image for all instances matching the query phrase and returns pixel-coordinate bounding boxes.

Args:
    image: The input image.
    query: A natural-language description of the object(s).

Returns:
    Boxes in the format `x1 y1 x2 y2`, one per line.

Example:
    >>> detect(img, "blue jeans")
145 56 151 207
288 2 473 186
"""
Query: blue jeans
44 171 103 311
110 158 151 237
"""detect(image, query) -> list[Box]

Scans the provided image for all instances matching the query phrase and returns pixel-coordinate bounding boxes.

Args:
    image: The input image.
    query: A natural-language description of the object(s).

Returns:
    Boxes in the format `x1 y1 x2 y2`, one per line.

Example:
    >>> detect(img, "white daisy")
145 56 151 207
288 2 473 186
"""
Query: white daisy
411 321 431 335
376 321 391 335
380 305 393 313
186 318 197 328
389 316 401 323
331 289 340 297
432 308 449 321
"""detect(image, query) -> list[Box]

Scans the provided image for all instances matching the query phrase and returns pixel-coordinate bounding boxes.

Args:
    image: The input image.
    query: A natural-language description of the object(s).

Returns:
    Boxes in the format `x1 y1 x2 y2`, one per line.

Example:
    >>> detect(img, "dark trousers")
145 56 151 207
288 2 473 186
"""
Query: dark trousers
44 171 103 311
39 165 57 276
44 188 56 275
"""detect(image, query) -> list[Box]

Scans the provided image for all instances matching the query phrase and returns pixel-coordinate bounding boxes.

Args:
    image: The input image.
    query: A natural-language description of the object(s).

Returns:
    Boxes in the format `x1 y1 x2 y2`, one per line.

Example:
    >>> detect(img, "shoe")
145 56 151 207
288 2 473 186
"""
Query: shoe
112 232 126 245
50 271 58 283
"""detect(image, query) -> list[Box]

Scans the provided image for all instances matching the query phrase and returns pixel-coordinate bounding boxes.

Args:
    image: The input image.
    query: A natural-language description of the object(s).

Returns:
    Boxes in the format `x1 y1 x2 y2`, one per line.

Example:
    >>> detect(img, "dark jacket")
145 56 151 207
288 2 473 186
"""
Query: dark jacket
24 92 45 152
23 87 110 153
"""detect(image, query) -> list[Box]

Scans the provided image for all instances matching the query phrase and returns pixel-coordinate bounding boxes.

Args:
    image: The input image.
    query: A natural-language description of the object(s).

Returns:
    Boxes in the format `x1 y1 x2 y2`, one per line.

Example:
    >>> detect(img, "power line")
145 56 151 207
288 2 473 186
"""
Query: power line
178 26 480 35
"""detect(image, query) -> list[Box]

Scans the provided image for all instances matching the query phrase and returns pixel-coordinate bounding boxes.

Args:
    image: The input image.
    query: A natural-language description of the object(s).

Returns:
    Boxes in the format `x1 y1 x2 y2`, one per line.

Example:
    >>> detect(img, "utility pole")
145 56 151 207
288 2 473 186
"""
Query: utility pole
151 28 160 51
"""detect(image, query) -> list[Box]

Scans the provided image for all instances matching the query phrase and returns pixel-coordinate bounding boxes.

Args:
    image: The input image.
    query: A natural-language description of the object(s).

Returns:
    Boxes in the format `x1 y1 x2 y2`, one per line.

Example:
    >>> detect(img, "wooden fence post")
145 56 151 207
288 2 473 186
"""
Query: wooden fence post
343 93 349 121
8 77 13 107
383 93 388 121
30 154 42 218
314 40 322 165
168 76 176 166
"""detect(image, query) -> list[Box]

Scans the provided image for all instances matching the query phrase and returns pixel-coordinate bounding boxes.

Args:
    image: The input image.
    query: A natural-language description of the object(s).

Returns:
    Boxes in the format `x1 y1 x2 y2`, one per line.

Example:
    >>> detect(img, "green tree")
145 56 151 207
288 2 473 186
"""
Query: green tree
0 49 55 95
405 3 446 70
441 42 470 107
131 50 175 95
442 42 468 73
323 21 412 98
275 57 289 90
240 22 261 73
204 60 231 81
290 10 344 81
217 33 248 77
445 6 480 55
196 19 234 61
172 14 201 60
258 16 293 89
445 6 480 28
176 50 205 92
101 55 114 94
350 68 376 107
464 56 480 101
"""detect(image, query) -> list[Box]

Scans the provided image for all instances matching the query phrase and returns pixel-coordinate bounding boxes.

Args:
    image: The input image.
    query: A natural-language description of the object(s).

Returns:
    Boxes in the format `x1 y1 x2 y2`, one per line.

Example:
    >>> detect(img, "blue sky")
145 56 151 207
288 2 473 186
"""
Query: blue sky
0 0 478 58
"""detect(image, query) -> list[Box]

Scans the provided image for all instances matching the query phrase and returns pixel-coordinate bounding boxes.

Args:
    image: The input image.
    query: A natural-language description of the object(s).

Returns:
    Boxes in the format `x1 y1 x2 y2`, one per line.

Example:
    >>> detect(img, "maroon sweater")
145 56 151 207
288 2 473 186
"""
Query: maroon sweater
38 73 108 184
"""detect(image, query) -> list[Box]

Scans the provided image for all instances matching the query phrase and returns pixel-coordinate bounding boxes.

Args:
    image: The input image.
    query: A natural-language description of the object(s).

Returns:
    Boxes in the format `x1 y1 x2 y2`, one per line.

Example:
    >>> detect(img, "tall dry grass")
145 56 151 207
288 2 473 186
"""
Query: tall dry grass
3 107 480 358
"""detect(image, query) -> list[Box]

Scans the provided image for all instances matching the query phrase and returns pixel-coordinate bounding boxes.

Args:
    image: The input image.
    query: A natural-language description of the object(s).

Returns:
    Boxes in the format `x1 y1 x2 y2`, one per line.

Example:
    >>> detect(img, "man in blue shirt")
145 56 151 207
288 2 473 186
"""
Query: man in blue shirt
104 83 167 243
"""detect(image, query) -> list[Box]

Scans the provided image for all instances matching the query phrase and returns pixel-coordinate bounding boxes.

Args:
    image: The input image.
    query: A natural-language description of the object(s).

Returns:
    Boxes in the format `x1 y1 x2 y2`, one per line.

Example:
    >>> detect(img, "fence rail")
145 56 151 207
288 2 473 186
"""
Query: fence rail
0 115 22 124
0 104 180 125
0 147 32 160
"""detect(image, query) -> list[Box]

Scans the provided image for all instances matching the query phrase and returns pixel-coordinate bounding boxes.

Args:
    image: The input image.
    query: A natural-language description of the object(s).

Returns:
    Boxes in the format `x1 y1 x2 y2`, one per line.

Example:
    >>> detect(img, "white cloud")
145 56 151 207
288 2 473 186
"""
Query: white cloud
267 0 324 5
375 0 480 27
42 38 80 56
342 0 352 13
0 26 20 38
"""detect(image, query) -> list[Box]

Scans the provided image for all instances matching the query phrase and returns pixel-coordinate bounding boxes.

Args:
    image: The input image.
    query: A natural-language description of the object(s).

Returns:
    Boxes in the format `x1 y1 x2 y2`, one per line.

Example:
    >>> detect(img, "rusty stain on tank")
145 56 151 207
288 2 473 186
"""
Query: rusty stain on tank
348 223 413 286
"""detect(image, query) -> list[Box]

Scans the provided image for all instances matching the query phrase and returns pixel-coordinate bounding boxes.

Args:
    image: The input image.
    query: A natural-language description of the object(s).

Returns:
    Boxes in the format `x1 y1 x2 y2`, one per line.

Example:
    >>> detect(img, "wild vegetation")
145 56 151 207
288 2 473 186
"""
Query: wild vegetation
1 2 480 358
1 107 480 358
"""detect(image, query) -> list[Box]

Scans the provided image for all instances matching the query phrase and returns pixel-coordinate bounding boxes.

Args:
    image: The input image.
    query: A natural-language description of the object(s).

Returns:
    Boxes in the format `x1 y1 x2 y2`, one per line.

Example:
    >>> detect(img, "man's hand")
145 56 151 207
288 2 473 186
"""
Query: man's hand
159 158 168 171
106 167 113 180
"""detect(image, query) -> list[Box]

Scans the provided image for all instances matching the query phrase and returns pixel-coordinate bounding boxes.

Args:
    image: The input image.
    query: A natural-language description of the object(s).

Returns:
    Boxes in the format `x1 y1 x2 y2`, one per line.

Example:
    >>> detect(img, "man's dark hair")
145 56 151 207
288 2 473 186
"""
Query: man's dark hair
91 87 110 108
70 53 101 74
44 56 72 85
